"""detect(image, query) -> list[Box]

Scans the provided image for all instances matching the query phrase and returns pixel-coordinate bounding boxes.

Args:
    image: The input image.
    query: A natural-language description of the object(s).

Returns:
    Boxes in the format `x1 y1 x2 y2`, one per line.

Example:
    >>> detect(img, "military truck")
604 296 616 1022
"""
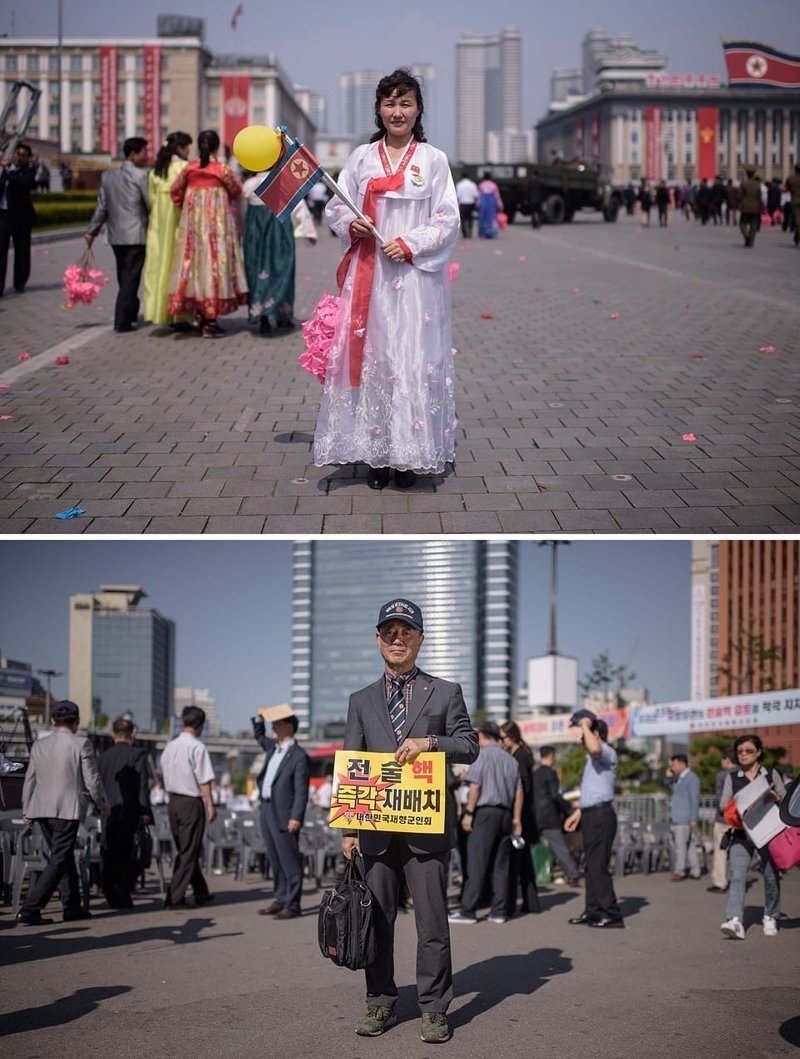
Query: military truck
454 161 621 224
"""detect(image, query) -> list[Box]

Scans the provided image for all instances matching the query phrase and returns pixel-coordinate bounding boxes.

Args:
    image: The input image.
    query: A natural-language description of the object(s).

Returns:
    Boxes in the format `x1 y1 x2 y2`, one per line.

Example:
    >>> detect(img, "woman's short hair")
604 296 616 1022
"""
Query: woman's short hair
371 68 426 143
734 733 764 758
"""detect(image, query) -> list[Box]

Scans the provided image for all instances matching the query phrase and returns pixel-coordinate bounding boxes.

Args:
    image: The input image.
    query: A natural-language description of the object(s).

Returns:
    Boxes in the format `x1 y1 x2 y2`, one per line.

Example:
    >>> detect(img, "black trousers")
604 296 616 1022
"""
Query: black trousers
166 794 209 904
461 805 512 918
0 210 32 293
459 203 475 238
22 818 81 914
363 836 452 1013
582 804 622 921
506 837 540 915
112 243 146 330
260 801 303 911
102 814 138 904
740 212 760 246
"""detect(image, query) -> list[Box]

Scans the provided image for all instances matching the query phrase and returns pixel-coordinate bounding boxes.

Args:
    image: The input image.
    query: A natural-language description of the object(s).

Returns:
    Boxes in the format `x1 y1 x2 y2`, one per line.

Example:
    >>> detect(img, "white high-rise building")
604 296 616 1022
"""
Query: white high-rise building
410 63 436 145
456 27 525 163
339 69 382 142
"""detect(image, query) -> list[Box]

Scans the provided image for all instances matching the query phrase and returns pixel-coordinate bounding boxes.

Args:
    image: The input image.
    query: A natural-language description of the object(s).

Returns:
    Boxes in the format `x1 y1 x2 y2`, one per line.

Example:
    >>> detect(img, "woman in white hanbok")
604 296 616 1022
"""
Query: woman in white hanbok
314 69 460 489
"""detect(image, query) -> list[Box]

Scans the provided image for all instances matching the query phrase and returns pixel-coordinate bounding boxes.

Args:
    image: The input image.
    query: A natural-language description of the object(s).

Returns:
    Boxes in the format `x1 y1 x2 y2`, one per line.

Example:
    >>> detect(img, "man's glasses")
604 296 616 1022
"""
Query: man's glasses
378 625 419 643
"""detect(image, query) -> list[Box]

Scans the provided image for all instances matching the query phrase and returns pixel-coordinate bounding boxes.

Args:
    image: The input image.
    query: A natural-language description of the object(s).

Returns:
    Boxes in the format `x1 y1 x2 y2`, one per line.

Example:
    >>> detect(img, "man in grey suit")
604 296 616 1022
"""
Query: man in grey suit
19 700 110 926
343 598 478 1045
85 136 149 333
665 754 702 881
251 703 310 920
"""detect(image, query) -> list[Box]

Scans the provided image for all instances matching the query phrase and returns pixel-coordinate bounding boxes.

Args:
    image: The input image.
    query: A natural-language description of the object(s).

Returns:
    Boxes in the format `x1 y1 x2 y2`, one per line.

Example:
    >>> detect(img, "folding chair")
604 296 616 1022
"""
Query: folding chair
236 813 267 882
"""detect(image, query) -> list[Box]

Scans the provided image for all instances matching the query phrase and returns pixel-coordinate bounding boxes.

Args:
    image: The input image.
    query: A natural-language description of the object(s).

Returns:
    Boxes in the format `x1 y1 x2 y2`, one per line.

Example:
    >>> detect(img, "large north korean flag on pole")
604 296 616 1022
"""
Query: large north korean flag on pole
723 40 800 87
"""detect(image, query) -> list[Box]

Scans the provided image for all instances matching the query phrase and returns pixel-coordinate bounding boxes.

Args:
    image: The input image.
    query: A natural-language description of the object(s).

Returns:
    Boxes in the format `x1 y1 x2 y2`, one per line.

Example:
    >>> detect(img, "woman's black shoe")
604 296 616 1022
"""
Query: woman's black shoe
394 469 417 489
259 316 272 336
367 467 390 490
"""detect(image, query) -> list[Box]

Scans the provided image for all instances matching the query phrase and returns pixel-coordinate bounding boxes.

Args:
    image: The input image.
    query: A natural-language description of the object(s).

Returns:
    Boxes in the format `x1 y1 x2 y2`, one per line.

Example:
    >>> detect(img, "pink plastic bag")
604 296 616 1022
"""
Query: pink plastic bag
767 826 800 870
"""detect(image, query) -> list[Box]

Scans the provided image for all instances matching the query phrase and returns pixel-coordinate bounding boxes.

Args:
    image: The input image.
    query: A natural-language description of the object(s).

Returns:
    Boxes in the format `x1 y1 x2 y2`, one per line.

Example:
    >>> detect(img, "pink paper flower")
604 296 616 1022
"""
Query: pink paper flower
682 433 697 442
299 291 341 384
18 352 30 361
449 262 460 280
759 346 776 354
62 260 109 308
609 312 620 320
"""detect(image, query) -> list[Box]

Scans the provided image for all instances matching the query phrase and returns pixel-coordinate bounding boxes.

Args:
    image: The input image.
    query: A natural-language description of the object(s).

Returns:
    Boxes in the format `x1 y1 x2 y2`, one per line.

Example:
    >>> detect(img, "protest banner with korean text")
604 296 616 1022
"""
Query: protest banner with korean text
328 750 446 834
629 688 800 738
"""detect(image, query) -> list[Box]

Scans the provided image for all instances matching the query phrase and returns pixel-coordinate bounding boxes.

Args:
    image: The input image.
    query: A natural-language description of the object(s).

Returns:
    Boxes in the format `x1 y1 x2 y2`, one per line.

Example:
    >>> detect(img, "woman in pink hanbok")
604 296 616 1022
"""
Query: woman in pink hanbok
314 69 460 489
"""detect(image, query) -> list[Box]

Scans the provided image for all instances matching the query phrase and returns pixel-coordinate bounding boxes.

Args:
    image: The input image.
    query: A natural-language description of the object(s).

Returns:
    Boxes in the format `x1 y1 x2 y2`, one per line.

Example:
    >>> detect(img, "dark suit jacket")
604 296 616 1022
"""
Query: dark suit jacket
533 763 572 832
1 162 36 226
253 720 310 831
98 742 150 822
343 669 478 856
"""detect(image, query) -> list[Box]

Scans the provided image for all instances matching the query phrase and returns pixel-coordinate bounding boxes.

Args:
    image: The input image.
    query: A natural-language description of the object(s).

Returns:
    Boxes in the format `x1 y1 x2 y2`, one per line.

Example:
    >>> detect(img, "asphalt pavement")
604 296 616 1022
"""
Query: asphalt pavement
0 864 798 1058
0 211 799 534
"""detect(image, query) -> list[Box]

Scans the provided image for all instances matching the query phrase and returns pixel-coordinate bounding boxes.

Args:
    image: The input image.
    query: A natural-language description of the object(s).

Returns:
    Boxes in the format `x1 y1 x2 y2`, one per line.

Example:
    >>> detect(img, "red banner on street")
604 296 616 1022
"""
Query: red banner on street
518 707 631 746
590 112 600 161
144 46 162 162
723 41 800 88
645 106 662 181
99 45 118 156
697 107 718 181
575 117 584 158
222 74 250 151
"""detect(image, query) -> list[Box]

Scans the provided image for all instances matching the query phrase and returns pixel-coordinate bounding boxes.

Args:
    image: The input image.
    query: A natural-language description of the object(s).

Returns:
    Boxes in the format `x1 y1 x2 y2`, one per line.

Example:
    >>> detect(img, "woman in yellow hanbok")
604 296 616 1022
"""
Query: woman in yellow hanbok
143 131 192 326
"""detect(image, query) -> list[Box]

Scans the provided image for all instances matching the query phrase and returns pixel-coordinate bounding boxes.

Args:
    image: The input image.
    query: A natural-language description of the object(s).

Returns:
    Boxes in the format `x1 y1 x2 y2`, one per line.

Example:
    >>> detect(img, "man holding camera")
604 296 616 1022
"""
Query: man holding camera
564 710 623 929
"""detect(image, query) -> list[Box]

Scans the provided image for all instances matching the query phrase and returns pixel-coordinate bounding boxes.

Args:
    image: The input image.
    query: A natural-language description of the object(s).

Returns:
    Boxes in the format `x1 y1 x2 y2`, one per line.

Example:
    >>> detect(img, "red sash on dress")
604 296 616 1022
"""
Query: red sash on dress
336 139 417 387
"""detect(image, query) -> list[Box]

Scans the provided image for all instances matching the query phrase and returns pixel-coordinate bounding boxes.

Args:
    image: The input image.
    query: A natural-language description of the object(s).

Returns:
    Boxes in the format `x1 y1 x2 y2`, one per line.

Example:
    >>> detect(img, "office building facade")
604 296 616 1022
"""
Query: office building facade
456 27 525 163
691 541 800 761
174 685 219 736
69 585 175 733
291 541 517 738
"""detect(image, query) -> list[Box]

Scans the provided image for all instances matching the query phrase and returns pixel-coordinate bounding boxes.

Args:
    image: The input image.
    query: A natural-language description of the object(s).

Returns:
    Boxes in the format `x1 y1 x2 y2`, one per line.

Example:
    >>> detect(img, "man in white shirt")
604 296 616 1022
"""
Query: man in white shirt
456 175 479 238
160 705 216 909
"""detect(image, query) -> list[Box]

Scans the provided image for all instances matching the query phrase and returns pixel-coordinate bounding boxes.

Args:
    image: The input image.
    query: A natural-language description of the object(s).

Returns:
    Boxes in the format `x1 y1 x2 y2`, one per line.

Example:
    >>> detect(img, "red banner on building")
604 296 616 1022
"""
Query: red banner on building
222 74 250 150
723 41 800 88
697 107 718 181
645 106 662 181
143 46 162 162
99 45 118 156
590 112 600 161
575 117 584 158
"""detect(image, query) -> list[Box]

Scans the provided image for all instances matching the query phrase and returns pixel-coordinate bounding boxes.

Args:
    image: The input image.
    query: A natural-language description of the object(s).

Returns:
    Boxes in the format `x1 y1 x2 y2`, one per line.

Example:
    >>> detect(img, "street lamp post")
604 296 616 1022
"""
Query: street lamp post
537 541 571 655
37 668 62 726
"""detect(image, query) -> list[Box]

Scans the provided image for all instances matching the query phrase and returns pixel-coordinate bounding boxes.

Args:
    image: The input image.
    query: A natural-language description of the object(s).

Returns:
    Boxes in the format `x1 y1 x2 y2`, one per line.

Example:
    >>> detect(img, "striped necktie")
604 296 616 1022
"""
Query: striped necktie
388 675 408 745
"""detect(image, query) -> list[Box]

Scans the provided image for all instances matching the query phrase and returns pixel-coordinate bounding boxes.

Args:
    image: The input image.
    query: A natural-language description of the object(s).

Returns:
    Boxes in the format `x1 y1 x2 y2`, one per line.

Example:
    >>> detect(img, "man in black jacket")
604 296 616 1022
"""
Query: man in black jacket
533 746 580 885
252 704 310 920
98 716 151 909
0 142 36 296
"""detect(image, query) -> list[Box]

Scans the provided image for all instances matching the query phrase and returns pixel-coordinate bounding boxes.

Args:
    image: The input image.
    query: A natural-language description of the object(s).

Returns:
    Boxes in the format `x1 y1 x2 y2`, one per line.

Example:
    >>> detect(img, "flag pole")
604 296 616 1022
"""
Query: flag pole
278 128 385 243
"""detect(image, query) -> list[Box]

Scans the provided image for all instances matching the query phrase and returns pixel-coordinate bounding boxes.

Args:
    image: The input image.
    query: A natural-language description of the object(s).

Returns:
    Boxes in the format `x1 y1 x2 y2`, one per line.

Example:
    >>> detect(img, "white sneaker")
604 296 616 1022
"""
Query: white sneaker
488 915 507 925
763 915 778 937
720 917 745 940
447 911 477 925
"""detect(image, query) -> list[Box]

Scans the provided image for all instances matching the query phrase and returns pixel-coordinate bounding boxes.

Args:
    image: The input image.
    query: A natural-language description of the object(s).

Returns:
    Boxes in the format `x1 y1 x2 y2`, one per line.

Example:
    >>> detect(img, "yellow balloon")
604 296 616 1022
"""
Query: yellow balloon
232 126 283 172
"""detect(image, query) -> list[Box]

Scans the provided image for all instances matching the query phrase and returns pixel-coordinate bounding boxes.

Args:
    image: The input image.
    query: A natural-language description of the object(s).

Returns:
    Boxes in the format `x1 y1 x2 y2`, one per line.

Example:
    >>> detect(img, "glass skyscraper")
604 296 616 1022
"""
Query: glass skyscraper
291 541 517 737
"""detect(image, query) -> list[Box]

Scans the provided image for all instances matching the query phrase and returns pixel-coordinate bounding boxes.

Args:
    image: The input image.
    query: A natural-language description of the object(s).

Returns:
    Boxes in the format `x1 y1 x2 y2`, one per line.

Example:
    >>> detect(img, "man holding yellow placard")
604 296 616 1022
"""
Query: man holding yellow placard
339 598 477 1045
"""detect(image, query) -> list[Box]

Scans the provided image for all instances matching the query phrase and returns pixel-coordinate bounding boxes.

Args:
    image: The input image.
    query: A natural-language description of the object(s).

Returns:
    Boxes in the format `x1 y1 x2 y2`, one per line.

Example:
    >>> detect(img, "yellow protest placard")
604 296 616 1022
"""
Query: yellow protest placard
328 750 446 834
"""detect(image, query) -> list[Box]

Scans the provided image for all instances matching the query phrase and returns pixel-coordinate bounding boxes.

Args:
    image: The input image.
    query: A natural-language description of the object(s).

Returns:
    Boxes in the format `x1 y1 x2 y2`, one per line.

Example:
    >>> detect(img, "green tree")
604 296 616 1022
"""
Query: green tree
717 634 782 694
95 712 109 730
578 651 636 709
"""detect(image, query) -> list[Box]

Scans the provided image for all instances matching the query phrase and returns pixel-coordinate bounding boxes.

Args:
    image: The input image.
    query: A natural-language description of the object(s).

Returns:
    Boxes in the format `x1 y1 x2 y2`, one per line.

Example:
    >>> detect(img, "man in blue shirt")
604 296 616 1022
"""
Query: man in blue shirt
564 711 623 928
664 754 701 882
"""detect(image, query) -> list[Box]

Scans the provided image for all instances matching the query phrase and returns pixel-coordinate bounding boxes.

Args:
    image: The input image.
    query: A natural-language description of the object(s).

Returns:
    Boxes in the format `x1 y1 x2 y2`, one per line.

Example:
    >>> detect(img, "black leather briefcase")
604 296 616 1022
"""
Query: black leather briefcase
317 850 377 970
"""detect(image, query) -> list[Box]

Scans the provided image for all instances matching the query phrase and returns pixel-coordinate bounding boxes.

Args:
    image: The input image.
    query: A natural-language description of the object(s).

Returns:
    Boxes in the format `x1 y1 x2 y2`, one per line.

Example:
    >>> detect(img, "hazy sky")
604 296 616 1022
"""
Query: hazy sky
6 1 799 153
0 540 690 732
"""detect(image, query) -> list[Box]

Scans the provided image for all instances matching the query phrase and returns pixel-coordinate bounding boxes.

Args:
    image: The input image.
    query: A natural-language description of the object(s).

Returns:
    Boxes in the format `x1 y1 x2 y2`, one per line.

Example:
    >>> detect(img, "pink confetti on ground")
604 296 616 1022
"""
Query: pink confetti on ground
0 384 9 390
690 354 706 359
18 352 30 361
609 312 620 319
759 346 776 354
519 255 526 262
0 415 12 422
573 287 581 293
682 433 697 442
480 313 495 320
55 356 70 366
448 262 460 280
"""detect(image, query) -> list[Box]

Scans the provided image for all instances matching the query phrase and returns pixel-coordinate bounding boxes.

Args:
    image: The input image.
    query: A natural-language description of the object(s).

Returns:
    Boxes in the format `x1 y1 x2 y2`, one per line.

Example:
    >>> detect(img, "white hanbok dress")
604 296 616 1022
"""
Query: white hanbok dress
313 138 460 473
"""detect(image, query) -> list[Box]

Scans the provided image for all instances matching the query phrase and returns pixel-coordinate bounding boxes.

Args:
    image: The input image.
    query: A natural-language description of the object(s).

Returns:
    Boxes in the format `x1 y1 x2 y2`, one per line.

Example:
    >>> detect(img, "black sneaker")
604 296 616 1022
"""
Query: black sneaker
355 1006 397 1037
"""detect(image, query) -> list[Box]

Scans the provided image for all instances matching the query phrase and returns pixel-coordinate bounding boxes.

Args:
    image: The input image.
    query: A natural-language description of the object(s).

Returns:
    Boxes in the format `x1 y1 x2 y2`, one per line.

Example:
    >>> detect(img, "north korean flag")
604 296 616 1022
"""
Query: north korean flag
723 40 800 88
255 140 325 223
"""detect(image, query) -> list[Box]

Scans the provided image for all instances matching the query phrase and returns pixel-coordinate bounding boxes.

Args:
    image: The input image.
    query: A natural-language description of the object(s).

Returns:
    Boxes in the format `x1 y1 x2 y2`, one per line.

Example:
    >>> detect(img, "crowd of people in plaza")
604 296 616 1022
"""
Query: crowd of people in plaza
623 164 800 247
11 595 798 1044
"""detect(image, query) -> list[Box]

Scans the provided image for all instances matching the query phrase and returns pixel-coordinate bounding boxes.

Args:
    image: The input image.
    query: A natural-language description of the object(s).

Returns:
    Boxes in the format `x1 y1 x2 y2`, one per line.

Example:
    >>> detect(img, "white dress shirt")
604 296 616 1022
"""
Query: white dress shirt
161 731 215 797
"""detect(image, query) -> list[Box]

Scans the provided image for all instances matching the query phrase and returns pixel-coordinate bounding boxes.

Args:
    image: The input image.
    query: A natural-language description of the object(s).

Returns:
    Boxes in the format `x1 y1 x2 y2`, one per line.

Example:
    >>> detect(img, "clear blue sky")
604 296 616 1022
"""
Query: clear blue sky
0 540 690 732
6 1 799 153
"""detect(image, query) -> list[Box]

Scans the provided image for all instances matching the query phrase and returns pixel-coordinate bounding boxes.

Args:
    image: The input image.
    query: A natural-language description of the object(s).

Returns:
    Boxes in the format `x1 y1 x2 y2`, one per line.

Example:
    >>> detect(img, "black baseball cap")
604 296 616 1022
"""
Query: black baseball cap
377 598 423 632
569 708 597 728
52 700 80 723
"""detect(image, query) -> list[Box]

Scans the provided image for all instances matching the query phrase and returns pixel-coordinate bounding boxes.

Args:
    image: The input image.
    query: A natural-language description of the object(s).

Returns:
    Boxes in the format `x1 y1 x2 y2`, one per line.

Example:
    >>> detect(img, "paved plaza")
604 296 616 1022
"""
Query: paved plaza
0 866 798 1057
0 213 798 534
